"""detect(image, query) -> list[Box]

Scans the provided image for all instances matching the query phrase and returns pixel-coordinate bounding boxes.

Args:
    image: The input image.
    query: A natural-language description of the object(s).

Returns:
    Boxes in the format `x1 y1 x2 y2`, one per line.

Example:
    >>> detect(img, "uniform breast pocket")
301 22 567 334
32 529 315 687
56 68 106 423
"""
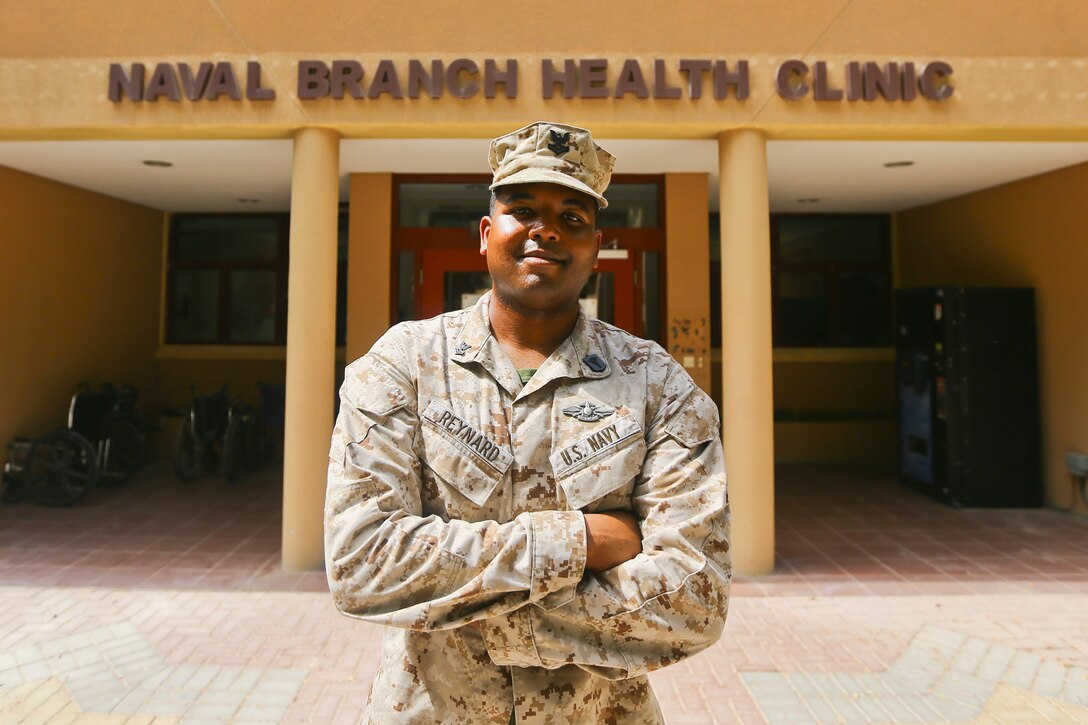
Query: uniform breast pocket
550 415 646 511
420 400 513 510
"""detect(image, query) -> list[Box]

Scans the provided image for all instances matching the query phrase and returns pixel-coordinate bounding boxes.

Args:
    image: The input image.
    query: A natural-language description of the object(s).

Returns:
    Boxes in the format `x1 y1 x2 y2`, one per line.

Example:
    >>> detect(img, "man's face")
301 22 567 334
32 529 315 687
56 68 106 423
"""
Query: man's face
480 183 603 315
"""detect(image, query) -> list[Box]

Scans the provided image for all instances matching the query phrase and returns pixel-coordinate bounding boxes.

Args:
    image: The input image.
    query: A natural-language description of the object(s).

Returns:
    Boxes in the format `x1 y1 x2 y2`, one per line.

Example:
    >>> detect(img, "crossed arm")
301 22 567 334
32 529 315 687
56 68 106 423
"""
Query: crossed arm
584 511 643 572
325 339 731 678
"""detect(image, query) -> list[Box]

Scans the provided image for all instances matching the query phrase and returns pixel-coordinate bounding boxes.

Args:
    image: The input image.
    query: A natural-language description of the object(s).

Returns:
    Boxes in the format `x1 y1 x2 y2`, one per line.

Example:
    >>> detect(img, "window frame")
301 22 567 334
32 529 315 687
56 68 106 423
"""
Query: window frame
165 211 350 347
770 213 892 348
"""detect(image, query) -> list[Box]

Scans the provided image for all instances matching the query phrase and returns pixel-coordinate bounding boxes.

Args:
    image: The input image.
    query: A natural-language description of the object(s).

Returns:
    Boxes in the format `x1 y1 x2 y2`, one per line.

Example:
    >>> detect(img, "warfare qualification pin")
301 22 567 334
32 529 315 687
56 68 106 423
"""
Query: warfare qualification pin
562 402 615 423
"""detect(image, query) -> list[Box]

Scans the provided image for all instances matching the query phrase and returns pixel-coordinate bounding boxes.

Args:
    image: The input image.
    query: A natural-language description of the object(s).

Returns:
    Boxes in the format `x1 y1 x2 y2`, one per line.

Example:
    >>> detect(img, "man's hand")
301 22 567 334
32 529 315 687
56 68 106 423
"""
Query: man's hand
584 511 643 572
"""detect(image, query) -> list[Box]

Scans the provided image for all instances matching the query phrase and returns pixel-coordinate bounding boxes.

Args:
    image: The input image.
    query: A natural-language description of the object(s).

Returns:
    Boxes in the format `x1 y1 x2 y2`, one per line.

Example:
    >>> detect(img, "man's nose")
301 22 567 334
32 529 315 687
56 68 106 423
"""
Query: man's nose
529 213 561 241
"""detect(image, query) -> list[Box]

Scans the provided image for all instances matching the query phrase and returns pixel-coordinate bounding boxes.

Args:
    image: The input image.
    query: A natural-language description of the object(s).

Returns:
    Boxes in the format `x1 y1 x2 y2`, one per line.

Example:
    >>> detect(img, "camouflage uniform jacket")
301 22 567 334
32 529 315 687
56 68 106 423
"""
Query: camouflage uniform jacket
326 293 731 724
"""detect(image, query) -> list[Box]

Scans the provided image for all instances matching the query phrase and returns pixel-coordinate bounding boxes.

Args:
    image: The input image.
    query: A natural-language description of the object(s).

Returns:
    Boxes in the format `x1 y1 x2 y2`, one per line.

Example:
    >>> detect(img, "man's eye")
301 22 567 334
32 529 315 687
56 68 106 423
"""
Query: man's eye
563 213 586 224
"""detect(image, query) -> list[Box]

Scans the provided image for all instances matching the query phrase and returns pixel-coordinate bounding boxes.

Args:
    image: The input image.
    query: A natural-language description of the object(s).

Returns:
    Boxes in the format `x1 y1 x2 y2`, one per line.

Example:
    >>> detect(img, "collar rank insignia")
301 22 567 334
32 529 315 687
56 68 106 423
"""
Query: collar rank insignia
454 341 470 356
582 353 607 372
548 130 572 156
562 401 615 423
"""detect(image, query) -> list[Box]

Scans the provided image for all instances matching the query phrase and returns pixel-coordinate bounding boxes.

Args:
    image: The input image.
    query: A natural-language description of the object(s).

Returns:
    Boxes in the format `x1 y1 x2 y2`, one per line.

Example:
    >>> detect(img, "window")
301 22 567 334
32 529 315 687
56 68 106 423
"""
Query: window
166 212 348 346
773 215 891 347
709 213 892 348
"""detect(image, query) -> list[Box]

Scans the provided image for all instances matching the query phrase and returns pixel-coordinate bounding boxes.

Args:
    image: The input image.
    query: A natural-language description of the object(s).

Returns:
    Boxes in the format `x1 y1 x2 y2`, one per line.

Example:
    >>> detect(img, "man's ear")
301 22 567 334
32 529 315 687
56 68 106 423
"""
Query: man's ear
479 216 492 255
592 229 603 269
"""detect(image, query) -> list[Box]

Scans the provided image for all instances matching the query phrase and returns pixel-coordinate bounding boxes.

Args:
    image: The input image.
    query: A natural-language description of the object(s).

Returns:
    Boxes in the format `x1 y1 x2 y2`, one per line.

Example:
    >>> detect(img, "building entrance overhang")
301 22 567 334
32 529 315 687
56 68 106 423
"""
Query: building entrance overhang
2 138 1088 214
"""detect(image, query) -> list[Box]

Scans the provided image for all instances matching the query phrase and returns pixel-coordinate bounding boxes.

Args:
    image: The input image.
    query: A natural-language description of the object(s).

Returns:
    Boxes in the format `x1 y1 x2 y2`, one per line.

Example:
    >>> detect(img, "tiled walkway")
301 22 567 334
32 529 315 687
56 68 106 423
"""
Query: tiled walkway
1 464 1087 723
742 466 1088 597
0 463 325 593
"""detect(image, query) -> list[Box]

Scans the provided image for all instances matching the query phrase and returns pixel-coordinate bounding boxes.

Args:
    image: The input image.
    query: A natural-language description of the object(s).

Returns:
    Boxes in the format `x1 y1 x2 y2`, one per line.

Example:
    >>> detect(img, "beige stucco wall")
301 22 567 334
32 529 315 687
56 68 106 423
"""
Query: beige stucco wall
897 160 1088 510
0 165 163 469
345 173 393 363
664 173 711 393
773 358 897 464
156 358 286 411
1 1 1086 141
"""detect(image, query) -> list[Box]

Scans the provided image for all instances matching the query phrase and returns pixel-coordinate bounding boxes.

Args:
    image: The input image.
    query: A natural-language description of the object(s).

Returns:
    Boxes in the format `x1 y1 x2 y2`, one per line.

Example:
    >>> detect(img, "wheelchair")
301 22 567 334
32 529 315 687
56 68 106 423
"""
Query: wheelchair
252 381 285 465
172 385 269 483
3 383 148 506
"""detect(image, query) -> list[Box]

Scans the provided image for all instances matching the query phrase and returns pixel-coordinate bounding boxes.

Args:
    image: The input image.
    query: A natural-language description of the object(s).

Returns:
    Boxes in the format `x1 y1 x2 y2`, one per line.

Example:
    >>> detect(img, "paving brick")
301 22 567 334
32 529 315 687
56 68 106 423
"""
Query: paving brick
136 667 174 689
1033 659 1072 699
949 636 992 674
799 695 839 723
1005 650 1044 689
233 703 287 722
22 695 71 725
931 669 995 704
820 694 870 725
161 665 200 690
78 691 128 714
143 701 189 717
180 666 219 692
923 692 981 721
873 695 927 722
1060 667 1088 706
206 666 243 691
0 665 26 688
181 702 238 719
19 661 52 682
191 689 240 709
112 688 152 715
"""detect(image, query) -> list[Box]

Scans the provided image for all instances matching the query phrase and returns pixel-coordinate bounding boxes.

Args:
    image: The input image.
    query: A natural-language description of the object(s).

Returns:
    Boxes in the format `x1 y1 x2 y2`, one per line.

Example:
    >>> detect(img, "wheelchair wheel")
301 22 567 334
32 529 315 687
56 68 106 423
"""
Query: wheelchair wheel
244 419 271 471
25 431 99 506
172 416 200 482
223 416 248 483
102 420 146 483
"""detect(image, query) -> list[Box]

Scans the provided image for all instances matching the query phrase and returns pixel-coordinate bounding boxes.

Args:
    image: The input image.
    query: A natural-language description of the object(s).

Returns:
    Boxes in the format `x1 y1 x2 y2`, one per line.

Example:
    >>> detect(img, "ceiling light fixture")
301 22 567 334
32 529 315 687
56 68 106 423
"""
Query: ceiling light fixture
142 160 172 168
237 198 260 204
884 160 914 168
797 198 820 204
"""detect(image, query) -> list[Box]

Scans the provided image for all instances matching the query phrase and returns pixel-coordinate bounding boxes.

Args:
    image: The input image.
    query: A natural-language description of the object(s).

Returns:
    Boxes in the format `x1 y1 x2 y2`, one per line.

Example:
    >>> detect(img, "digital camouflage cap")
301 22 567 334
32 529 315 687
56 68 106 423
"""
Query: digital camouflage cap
488 121 616 208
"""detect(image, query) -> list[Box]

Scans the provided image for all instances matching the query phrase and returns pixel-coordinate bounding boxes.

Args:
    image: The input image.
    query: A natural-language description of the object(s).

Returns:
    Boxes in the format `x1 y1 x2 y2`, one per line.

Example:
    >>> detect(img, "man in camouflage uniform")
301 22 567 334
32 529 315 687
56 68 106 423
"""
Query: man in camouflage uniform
325 121 731 724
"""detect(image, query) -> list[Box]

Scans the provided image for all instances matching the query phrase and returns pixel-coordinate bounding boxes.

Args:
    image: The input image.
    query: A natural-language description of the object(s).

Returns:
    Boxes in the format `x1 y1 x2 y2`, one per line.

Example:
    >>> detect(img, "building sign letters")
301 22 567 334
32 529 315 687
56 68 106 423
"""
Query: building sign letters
108 58 954 103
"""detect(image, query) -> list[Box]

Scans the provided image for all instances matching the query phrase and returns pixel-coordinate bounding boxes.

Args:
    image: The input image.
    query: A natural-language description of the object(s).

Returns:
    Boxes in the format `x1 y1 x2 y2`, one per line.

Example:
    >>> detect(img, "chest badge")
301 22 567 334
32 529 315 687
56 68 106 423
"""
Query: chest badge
562 401 615 423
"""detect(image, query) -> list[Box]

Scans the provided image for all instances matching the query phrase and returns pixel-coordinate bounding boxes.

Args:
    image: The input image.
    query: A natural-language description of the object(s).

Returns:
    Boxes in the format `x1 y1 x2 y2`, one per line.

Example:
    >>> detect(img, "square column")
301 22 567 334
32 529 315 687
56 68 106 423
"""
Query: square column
282 126 341 571
718 129 775 575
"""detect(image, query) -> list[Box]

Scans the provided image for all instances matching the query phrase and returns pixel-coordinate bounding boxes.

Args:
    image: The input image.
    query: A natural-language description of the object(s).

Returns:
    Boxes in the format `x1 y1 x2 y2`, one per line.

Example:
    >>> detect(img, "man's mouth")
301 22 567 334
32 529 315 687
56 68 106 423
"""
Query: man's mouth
520 248 565 264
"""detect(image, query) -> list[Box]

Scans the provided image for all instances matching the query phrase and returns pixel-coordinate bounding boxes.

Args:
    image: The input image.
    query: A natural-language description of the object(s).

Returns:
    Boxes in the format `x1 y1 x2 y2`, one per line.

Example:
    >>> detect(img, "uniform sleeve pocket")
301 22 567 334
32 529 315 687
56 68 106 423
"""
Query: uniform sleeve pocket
333 365 411 453
662 389 720 449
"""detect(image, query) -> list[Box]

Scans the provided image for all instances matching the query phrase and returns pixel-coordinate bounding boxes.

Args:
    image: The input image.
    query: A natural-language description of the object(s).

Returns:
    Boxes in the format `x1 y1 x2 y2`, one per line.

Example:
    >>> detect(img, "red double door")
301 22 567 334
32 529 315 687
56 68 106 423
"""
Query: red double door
419 247 636 334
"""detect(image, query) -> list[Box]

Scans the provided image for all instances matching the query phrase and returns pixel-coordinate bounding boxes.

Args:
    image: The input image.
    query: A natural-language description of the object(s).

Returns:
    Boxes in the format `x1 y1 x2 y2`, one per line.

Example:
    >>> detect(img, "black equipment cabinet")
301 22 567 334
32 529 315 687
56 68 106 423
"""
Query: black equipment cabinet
895 287 1041 507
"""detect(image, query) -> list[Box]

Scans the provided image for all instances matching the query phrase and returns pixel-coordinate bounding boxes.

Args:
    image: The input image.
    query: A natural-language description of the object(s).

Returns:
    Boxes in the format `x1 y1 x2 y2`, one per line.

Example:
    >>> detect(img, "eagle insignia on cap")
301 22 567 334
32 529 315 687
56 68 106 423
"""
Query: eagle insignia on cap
548 130 572 156
562 402 615 423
